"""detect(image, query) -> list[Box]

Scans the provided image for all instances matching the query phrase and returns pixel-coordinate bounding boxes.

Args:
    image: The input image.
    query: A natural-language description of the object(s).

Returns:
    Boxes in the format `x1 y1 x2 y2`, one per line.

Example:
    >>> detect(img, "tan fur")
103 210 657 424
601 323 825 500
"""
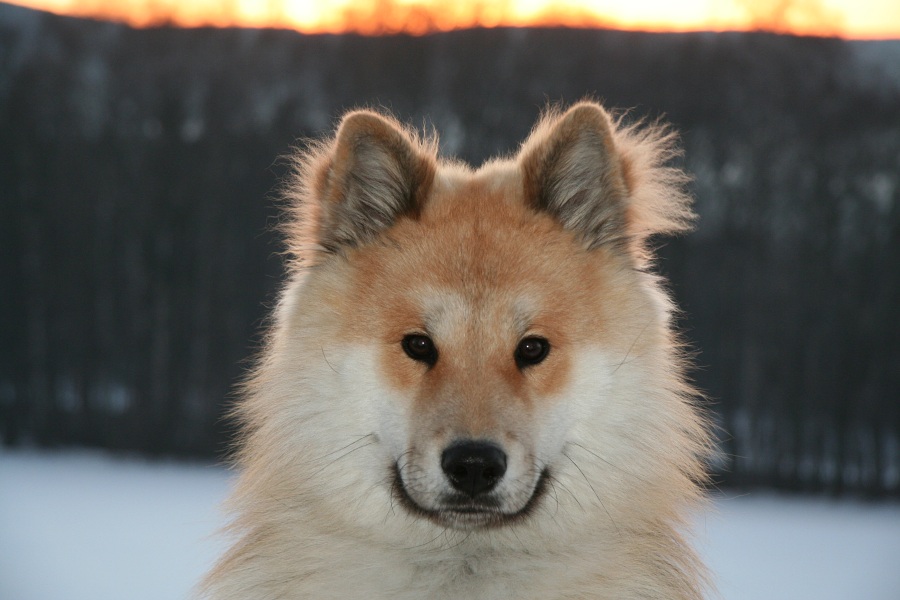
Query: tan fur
201 102 712 600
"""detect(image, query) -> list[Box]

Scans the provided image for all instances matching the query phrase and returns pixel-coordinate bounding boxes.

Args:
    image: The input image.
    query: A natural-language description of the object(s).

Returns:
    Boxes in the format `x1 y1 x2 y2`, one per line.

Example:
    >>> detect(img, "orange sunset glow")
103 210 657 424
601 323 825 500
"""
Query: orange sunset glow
7 0 900 38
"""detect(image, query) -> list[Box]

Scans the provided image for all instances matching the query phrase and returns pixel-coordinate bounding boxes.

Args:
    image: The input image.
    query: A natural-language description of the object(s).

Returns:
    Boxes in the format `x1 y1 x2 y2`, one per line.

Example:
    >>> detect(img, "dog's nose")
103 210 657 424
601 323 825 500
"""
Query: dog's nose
441 441 507 497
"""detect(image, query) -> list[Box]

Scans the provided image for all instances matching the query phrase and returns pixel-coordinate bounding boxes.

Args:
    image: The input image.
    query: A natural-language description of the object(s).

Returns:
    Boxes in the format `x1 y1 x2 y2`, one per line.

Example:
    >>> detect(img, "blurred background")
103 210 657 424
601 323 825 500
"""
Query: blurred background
0 1 899 599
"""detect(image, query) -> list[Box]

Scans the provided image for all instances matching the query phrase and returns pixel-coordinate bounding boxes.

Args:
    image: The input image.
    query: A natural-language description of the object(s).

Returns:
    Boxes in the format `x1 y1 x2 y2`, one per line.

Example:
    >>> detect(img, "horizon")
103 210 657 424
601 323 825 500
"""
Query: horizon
5 0 900 40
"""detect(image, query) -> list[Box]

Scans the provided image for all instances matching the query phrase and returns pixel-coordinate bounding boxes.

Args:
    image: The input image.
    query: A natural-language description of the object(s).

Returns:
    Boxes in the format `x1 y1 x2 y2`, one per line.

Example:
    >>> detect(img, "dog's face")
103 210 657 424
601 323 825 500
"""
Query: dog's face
336 178 650 529
277 103 697 533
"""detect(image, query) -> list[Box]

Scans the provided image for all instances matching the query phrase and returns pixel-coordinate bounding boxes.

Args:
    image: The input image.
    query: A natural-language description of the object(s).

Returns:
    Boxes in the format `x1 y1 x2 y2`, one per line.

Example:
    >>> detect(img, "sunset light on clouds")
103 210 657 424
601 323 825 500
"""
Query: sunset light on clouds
7 0 900 38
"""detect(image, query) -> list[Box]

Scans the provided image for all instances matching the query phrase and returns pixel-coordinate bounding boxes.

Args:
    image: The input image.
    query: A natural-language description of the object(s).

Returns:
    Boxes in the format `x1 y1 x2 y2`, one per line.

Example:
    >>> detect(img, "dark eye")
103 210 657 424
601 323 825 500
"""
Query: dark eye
402 334 438 366
515 336 550 368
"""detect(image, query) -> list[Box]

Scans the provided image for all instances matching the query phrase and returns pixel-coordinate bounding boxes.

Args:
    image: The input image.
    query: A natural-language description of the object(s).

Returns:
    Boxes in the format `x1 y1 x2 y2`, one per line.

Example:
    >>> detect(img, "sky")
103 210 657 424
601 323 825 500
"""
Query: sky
7 0 900 38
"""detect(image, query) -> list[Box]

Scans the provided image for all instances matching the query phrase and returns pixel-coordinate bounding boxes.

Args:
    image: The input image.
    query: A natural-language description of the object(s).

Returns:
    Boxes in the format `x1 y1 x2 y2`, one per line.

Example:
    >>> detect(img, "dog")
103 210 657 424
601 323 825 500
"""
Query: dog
202 101 711 599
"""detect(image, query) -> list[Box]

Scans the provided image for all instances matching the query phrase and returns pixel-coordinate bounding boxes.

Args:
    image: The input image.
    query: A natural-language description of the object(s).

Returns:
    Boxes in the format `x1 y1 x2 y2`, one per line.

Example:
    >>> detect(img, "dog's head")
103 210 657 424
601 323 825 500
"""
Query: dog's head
260 103 705 534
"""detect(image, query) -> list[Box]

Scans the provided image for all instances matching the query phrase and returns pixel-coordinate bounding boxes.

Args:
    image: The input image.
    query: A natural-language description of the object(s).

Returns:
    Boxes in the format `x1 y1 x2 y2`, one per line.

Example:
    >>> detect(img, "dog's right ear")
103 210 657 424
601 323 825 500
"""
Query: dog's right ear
517 101 693 257
517 103 630 251
295 110 437 257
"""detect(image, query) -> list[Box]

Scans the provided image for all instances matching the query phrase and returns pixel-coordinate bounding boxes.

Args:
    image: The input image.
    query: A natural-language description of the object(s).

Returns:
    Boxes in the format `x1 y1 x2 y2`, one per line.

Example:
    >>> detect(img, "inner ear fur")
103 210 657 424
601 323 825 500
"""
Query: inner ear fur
297 109 437 257
518 101 694 256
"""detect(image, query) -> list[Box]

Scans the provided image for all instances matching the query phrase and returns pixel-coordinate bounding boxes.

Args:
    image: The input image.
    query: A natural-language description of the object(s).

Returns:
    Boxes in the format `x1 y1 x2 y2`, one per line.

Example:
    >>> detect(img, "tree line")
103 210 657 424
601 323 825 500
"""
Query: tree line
1 5 898 495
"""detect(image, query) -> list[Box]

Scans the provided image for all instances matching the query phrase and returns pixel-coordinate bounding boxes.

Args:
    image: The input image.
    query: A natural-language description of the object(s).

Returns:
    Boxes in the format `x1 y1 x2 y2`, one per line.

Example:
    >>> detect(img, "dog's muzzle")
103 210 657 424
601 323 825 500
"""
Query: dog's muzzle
392 440 548 530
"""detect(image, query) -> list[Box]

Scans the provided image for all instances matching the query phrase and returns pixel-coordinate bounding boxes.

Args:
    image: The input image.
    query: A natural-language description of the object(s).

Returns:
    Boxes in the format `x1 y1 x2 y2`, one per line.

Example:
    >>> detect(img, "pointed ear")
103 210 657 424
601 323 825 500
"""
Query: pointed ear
519 102 629 250
518 102 693 254
306 110 437 253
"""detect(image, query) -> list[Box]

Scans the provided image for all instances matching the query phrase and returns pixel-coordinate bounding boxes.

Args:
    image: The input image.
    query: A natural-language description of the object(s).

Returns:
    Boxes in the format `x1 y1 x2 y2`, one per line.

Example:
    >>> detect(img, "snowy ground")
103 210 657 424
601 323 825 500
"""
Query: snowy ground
2 450 899 600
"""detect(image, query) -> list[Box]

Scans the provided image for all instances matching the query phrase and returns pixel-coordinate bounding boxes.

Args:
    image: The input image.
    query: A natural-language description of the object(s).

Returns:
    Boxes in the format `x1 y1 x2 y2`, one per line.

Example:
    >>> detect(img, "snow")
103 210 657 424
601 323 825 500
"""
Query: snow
0 451 230 600
698 494 900 600
1 450 899 600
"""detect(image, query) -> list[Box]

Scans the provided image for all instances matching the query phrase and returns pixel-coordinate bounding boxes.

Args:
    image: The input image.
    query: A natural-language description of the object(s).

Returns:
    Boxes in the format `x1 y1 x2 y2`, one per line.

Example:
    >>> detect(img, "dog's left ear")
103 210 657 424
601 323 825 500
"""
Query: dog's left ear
518 102 693 254
295 110 437 257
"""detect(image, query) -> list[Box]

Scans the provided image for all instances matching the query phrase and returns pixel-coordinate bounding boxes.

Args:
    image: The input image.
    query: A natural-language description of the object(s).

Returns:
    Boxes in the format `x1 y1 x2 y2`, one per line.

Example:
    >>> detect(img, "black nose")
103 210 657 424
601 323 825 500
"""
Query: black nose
441 441 507 497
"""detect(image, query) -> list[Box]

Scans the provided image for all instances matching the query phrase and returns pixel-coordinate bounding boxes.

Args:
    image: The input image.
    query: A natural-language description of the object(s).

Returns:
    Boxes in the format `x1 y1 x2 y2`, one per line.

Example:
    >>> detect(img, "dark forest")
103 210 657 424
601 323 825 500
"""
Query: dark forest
1 2 898 496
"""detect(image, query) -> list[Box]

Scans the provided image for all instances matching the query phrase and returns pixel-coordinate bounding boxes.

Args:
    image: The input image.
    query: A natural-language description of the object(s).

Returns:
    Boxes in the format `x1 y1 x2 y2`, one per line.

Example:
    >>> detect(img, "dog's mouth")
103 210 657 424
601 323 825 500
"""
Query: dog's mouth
391 463 549 530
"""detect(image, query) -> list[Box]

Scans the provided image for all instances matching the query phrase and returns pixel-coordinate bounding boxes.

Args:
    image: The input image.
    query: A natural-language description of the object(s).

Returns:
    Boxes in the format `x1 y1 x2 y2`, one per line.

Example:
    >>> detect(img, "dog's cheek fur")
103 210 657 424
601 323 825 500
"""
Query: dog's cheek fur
212 311 432 593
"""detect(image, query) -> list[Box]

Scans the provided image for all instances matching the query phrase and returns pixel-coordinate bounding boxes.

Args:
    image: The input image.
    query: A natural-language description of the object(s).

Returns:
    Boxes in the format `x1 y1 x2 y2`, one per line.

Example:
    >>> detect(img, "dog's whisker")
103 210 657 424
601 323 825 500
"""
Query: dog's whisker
400 526 451 551
546 473 581 514
315 433 377 462
542 472 561 516
563 451 620 534
321 347 339 374
307 442 376 480
611 320 651 375
567 441 651 485
444 528 474 551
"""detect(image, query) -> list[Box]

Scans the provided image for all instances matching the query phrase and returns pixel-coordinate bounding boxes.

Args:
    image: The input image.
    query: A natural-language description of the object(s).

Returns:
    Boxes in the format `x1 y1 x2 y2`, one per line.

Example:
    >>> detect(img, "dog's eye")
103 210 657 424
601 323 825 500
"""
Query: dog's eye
402 334 438 366
515 336 550 368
